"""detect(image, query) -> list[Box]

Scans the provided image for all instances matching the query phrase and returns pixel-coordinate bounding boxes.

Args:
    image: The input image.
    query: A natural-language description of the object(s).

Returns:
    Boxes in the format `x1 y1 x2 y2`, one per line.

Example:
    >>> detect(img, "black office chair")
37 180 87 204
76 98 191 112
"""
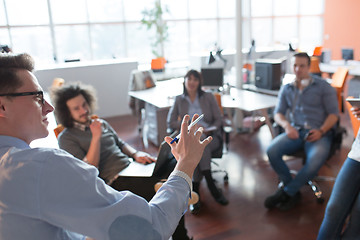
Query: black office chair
211 131 229 184
209 92 232 183
273 122 346 203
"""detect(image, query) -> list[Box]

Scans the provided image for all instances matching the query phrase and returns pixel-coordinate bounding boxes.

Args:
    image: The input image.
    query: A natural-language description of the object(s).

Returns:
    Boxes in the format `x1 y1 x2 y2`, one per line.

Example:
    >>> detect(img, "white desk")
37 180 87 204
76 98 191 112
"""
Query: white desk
222 88 278 137
128 78 183 109
128 78 183 146
129 79 278 145
320 60 360 76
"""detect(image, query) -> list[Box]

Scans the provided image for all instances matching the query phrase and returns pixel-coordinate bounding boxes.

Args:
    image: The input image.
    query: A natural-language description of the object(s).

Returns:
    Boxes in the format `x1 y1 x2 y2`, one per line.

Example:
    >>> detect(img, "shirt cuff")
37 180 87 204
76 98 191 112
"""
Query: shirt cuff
169 170 193 193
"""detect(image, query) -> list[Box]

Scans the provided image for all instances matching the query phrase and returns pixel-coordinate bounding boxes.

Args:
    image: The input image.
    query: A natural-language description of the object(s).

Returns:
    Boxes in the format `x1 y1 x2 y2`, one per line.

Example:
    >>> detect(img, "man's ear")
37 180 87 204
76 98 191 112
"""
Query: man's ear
0 98 7 117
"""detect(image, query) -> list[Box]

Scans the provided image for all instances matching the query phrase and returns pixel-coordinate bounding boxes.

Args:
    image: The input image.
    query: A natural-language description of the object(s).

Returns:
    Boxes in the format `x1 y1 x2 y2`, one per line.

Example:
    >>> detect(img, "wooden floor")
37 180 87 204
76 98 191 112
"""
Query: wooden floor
105 112 354 240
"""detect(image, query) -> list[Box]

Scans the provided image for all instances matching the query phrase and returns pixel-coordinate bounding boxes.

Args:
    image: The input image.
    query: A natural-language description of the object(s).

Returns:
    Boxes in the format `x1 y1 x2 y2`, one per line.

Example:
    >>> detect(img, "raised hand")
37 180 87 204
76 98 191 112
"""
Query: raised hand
165 114 212 178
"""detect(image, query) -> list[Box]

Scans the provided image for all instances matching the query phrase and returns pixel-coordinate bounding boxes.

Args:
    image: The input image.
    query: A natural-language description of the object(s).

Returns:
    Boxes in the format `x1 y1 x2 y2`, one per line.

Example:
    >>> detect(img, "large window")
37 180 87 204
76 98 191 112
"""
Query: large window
0 0 324 66
250 0 324 50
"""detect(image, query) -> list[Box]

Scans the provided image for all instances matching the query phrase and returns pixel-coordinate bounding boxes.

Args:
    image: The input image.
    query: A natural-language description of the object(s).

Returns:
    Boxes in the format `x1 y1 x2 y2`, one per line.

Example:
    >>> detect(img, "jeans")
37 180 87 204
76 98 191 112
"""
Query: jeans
317 158 360 240
267 128 333 196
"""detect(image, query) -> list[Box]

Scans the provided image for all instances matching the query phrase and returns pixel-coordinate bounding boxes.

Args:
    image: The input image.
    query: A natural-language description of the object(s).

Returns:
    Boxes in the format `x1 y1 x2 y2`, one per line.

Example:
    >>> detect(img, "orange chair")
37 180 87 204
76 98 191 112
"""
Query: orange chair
331 67 349 112
313 46 323 57
213 93 233 151
310 56 321 76
54 124 65 138
213 92 223 114
52 78 65 88
345 98 360 137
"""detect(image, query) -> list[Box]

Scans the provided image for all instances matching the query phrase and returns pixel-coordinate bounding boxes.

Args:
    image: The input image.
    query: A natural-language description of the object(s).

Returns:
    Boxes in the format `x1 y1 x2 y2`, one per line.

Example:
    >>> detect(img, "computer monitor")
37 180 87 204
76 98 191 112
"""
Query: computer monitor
342 48 354 62
201 68 224 89
254 58 286 90
320 49 331 63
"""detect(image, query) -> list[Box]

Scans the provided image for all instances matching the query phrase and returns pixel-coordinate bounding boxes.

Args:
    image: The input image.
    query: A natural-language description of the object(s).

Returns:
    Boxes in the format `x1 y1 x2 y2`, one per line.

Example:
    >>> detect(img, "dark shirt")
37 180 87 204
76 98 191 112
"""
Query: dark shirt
58 120 130 182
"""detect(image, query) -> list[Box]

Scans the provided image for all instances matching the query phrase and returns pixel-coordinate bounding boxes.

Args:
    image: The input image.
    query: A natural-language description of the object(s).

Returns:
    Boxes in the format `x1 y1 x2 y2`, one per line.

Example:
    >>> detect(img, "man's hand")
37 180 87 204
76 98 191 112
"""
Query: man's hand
133 151 156 164
89 119 102 139
351 106 360 119
305 129 322 142
284 125 299 139
165 114 212 178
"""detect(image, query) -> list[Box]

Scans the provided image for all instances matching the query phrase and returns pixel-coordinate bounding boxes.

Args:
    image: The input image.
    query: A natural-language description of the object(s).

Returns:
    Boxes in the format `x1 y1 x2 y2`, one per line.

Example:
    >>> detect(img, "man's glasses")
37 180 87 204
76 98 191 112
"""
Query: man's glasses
0 91 44 105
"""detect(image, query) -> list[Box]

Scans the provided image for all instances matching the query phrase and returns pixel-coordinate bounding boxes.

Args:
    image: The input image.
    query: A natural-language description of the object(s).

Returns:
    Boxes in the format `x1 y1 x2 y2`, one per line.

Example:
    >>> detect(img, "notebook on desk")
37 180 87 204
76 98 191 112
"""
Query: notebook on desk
117 138 175 178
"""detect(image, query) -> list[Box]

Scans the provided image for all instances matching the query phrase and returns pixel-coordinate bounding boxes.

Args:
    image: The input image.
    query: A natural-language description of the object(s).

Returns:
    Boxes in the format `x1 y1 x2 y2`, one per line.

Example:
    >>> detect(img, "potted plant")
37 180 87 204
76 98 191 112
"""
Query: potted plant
141 0 169 72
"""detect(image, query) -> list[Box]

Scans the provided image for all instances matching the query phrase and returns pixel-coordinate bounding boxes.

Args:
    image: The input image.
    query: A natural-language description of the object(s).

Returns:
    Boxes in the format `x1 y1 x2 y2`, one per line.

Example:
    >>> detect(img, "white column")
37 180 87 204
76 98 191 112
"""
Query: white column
235 0 243 89
234 0 244 129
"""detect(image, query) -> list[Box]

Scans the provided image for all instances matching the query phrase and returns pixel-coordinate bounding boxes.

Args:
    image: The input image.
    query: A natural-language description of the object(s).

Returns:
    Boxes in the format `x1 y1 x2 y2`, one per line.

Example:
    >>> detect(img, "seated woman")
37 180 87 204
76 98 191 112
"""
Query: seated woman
167 69 228 214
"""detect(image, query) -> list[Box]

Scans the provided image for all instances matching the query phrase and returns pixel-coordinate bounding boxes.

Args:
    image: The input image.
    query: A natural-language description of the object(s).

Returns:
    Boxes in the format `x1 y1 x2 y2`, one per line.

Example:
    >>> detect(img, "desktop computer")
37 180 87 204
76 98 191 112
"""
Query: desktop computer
254 58 286 90
342 48 354 63
201 68 224 89
321 49 332 63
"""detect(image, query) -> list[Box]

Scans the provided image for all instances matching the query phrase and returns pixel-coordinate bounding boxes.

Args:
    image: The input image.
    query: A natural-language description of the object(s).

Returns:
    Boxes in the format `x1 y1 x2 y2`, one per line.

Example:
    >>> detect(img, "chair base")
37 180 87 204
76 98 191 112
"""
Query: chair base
211 160 229 183
282 169 335 204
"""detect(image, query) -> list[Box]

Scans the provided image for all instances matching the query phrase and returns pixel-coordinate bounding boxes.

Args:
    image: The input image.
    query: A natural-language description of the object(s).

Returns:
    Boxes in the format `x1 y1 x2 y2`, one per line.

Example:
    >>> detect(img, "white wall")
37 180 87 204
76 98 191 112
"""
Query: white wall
35 59 138 118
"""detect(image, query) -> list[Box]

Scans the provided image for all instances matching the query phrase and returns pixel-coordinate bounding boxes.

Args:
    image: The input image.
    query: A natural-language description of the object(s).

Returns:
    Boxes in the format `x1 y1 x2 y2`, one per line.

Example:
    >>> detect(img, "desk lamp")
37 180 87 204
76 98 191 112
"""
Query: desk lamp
209 51 216 64
208 47 227 70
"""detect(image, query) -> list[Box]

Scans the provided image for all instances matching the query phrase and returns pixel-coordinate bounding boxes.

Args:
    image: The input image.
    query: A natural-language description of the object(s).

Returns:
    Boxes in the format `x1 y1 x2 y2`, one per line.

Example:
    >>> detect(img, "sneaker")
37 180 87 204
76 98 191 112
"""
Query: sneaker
189 202 201 214
277 192 301 211
214 193 229 205
264 189 290 209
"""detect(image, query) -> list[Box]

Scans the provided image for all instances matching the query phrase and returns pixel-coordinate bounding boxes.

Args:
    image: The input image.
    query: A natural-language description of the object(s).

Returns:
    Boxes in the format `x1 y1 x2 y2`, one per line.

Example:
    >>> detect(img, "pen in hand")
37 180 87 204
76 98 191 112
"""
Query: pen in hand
170 114 204 144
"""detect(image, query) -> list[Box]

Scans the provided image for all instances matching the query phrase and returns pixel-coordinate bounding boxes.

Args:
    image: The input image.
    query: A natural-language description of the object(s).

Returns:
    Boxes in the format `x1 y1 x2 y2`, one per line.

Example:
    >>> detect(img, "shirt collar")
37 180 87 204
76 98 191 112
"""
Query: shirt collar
73 121 89 131
0 135 30 149
185 93 199 102
291 76 315 89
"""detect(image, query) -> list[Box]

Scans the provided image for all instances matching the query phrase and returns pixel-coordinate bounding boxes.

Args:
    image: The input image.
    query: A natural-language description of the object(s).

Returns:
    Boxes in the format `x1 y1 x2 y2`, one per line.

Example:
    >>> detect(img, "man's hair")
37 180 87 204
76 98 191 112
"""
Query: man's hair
183 69 204 97
0 53 35 95
293 52 311 66
50 83 97 128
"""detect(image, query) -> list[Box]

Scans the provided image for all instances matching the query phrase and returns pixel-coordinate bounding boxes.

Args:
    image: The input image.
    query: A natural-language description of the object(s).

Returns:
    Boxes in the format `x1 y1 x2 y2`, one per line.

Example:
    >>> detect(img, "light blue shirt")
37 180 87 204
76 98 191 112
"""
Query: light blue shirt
185 94 208 128
275 76 339 129
0 135 190 240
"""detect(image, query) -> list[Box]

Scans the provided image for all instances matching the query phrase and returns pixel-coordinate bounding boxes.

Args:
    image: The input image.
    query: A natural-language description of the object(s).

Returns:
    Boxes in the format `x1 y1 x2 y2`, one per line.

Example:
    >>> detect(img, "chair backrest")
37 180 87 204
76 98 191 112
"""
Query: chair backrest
331 67 349 111
54 124 65 138
211 92 227 158
211 129 224 158
345 98 360 137
129 70 156 91
309 56 321 74
313 46 323 57
128 70 156 118
213 92 223 114
52 78 65 88
328 122 347 158
331 67 349 89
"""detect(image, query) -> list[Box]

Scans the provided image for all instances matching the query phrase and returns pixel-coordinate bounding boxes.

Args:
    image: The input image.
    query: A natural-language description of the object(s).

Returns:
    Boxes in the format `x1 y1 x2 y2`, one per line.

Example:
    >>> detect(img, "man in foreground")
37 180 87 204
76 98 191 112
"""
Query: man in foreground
0 52 211 239
51 82 192 239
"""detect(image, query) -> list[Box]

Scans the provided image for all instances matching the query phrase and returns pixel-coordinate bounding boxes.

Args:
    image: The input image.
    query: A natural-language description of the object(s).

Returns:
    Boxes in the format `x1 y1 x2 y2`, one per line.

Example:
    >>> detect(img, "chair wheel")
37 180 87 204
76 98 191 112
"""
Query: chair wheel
316 197 325 204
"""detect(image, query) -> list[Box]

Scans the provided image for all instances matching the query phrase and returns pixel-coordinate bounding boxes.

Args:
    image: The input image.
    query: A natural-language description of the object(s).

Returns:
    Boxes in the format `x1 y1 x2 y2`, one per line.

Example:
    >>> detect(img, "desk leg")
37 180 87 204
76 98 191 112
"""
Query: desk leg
260 109 275 138
233 109 245 131
141 108 149 149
